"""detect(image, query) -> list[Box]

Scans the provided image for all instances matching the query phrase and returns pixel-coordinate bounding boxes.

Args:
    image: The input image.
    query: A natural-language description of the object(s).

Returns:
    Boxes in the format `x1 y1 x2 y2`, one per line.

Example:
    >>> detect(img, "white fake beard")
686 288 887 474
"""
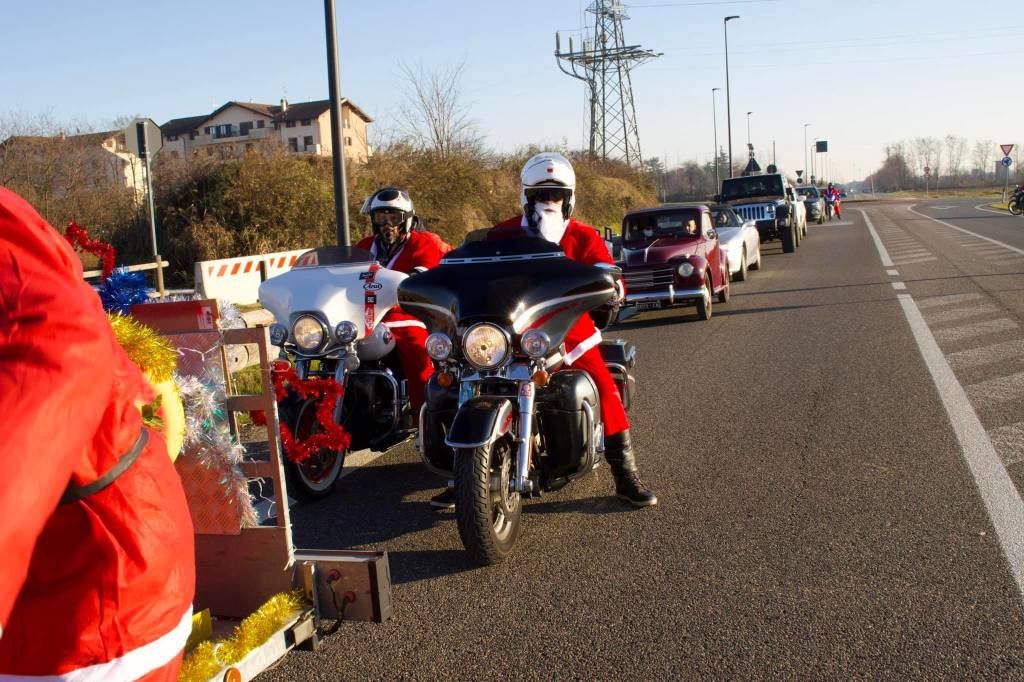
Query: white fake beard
532 201 568 244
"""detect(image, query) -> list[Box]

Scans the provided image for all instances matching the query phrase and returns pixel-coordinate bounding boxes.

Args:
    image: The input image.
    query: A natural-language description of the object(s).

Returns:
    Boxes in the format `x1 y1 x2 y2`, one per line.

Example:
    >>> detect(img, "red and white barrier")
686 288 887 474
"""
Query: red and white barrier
195 248 309 304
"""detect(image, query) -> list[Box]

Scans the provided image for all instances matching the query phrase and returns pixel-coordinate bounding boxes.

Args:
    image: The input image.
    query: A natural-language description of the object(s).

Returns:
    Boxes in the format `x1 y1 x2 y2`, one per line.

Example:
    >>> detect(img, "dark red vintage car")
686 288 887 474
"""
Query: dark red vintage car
615 204 730 321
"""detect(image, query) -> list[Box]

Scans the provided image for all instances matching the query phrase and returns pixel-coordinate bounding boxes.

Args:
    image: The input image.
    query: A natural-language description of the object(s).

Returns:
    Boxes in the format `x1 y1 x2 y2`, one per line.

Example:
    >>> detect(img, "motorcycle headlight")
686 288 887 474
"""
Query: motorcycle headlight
520 330 550 358
292 315 326 352
334 320 358 344
677 262 695 278
269 323 288 346
462 323 508 369
425 332 452 361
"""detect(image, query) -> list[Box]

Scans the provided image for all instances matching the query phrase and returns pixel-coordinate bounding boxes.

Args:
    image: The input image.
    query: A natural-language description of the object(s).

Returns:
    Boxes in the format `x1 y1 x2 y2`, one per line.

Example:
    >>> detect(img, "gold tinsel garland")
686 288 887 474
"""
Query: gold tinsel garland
178 591 308 682
107 313 177 383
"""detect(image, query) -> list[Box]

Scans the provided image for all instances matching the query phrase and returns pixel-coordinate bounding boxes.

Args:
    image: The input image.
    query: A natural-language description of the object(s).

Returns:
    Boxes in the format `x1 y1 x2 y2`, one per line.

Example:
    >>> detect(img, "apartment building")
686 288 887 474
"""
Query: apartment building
160 98 372 162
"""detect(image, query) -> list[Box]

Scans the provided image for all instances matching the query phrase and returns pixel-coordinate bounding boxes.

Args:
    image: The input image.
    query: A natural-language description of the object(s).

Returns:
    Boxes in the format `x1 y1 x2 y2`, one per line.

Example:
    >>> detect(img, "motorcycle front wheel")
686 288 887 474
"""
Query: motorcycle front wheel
281 396 346 501
454 438 521 565
1010 198 1023 216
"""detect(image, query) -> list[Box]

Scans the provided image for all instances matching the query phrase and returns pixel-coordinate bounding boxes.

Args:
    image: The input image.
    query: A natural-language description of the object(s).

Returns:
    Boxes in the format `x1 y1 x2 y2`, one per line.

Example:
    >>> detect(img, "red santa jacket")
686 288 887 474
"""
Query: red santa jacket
0 188 195 679
357 230 452 328
489 216 614 365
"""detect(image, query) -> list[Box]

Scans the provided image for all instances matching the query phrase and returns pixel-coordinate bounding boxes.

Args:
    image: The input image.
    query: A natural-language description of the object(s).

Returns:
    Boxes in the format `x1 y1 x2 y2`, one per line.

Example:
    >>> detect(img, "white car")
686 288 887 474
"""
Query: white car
785 186 808 237
710 204 762 281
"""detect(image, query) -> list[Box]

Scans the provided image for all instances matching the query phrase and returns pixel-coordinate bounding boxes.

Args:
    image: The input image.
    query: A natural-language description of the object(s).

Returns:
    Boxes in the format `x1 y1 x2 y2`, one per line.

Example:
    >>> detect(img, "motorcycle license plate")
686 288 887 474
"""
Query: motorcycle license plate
637 301 662 311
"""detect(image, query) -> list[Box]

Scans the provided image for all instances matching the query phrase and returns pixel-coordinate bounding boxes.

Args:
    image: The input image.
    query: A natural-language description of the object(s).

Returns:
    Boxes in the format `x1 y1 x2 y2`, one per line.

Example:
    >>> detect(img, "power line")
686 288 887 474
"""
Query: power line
625 0 776 6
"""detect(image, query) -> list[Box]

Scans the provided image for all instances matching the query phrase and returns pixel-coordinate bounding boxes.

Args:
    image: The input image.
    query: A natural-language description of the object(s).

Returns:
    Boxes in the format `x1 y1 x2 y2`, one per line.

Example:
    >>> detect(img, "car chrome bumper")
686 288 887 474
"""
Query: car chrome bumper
624 286 705 306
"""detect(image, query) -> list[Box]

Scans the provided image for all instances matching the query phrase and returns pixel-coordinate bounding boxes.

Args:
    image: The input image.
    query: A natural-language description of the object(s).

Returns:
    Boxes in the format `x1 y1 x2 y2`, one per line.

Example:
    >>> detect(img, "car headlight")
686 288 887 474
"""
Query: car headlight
292 315 325 352
334 320 358 344
677 262 695 277
425 332 452 361
462 323 508 369
520 330 550 358
269 323 288 346
765 204 776 216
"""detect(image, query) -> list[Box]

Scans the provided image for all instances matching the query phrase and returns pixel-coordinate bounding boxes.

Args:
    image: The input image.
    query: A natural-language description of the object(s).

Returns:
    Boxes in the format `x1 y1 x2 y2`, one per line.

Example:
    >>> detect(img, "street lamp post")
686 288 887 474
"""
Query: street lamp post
724 15 740 178
712 87 721 189
803 123 810 181
813 138 819 184
324 0 351 246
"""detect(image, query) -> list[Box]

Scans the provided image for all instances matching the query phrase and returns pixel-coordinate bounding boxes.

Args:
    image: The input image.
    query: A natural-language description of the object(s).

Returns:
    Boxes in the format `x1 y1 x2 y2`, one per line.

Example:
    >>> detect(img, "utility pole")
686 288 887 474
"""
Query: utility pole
712 87 721 189
324 0 351 246
803 123 810 181
724 15 740 178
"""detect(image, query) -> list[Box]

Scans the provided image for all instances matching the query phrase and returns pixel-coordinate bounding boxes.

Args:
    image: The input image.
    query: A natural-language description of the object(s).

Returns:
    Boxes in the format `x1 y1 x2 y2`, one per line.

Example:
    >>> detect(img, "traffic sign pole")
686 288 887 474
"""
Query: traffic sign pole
139 122 165 296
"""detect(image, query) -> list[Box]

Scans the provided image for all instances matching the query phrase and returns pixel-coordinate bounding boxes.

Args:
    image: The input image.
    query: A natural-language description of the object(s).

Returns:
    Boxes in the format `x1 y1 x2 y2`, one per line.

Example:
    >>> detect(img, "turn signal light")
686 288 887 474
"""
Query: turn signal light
437 371 454 388
270 359 292 373
532 369 550 387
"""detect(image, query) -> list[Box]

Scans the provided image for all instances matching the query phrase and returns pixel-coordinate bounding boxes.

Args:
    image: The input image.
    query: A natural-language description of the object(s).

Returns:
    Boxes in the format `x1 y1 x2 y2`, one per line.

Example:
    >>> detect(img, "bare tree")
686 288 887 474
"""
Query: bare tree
396 60 482 159
973 139 994 180
944 135 966 185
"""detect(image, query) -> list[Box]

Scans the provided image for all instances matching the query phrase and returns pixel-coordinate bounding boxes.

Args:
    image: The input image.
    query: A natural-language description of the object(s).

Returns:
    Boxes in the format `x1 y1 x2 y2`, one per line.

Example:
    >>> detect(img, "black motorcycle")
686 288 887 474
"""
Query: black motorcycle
398 237 635 564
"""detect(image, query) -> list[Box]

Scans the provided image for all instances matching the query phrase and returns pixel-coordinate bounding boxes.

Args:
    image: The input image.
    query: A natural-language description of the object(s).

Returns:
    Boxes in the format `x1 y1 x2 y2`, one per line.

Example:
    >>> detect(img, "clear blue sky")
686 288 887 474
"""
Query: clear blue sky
3 0 1020 181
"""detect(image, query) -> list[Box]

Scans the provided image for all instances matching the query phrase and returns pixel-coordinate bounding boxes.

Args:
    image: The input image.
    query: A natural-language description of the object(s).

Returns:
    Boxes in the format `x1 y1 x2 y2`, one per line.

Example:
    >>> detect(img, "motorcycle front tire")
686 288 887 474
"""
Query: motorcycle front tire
280 396 346 501
454 440 521 565
1010 198 1023 216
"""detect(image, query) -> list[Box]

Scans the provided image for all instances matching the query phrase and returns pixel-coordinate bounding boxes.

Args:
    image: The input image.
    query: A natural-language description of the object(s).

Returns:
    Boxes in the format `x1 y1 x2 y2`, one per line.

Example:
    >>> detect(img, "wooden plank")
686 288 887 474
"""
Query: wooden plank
83 259 168 279
240 461 276 479
223 326 268 345
194 527 294 618
227 395 268 412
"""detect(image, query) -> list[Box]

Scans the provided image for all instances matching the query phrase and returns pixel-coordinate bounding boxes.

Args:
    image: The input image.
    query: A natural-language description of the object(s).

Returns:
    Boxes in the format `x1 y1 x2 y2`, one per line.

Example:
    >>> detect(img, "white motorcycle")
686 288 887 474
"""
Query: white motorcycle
259 246 417 499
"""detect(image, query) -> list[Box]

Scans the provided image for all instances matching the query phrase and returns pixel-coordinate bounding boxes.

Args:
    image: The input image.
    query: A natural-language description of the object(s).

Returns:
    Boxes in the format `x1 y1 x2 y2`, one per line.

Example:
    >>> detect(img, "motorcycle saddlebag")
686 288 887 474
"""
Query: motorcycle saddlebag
535 370 599 484
598 339 636 411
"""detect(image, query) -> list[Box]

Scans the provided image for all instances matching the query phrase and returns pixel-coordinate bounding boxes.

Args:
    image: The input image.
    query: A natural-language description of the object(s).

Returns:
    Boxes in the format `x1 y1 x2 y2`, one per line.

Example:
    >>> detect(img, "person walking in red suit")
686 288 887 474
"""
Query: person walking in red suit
0 187 195 681
356 187 451 419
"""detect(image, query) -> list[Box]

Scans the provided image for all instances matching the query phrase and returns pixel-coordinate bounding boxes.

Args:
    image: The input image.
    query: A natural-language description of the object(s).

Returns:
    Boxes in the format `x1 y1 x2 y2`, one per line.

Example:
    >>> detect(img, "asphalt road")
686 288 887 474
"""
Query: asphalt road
261 201 1024 680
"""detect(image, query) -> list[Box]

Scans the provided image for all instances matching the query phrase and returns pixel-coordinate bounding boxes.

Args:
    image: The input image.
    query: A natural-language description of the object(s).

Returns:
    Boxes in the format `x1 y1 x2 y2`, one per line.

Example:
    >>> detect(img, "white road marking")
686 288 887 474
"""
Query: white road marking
990 422 1024 466
340 447 388 479
891 249 933 257
975 203 1013 216
934 319 1019 344
967 372 1024 404
891 256 938 265
887 269 900 276
818 221 855 227
917 293 984 309
892 281 907 290
865 204 1024 602
910 205 1024 257
896 292 1024 602
949 339 1024 369
924 304 1001 325
862 210 893 267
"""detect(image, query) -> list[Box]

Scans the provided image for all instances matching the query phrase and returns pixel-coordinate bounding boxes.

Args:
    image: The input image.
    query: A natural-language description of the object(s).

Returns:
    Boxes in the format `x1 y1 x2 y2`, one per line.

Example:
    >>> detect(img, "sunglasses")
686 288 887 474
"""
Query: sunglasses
526 188 571 203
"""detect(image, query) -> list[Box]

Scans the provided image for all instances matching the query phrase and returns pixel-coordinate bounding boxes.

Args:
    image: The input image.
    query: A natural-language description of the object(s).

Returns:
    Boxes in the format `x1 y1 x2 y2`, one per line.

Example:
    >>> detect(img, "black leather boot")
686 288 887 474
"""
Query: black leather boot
605 430 657 507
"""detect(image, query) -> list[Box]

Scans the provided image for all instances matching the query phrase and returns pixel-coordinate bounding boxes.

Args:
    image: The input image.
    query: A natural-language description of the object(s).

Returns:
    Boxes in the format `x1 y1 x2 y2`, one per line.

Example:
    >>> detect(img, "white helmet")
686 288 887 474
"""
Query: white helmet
360 187 415 236
520 152 576 220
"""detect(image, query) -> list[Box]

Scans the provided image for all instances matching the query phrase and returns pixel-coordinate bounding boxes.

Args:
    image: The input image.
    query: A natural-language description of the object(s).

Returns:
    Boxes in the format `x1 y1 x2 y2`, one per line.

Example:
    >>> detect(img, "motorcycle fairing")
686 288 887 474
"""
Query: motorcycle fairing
444 397 514 450
397 237 616 347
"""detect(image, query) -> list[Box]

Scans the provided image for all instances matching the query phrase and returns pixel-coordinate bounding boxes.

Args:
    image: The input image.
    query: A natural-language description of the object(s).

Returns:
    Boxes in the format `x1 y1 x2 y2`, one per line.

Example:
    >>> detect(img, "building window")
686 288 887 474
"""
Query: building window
189 131 198 140
345 136 352 146
301 118 310 126
286 120 296 128
256 120 265 129
240 121 252 135
204 126 211 134
288 137 298 152
303 136 314 149
343 118 350 128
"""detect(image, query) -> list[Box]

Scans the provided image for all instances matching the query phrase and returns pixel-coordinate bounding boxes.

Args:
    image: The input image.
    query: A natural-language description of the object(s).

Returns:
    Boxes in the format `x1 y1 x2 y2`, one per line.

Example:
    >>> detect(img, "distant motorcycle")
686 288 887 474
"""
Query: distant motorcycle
1009 191 1024 216
400 237 635 565
259 246 417 499
824 195 837 221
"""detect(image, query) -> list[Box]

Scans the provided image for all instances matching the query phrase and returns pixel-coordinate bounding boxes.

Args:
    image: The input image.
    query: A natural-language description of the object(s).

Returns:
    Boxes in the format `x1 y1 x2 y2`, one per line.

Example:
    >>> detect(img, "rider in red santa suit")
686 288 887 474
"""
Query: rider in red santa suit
490 153 657 507
0 187 195 681
356 187 450 419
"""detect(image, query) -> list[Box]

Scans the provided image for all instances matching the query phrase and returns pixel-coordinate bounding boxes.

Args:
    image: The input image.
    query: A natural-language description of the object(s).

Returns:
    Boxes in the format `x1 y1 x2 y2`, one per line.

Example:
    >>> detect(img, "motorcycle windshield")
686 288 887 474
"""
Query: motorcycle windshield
294 245 374 268
398 237 617 346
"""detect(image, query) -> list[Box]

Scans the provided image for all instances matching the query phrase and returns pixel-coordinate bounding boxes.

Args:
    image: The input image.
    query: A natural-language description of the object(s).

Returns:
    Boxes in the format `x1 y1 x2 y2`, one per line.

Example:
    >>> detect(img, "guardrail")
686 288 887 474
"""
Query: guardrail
194 248 309 305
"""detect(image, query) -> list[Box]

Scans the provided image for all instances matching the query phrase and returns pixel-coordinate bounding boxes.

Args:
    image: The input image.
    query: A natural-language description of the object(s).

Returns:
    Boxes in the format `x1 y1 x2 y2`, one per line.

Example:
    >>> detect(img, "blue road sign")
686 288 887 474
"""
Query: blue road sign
1002 157 1013 167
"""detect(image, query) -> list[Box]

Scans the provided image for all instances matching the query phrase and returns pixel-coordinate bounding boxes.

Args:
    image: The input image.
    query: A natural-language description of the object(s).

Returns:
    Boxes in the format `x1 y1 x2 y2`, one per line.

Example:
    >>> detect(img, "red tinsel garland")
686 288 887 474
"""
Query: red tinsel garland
252 366 351 464
64 221 116 280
